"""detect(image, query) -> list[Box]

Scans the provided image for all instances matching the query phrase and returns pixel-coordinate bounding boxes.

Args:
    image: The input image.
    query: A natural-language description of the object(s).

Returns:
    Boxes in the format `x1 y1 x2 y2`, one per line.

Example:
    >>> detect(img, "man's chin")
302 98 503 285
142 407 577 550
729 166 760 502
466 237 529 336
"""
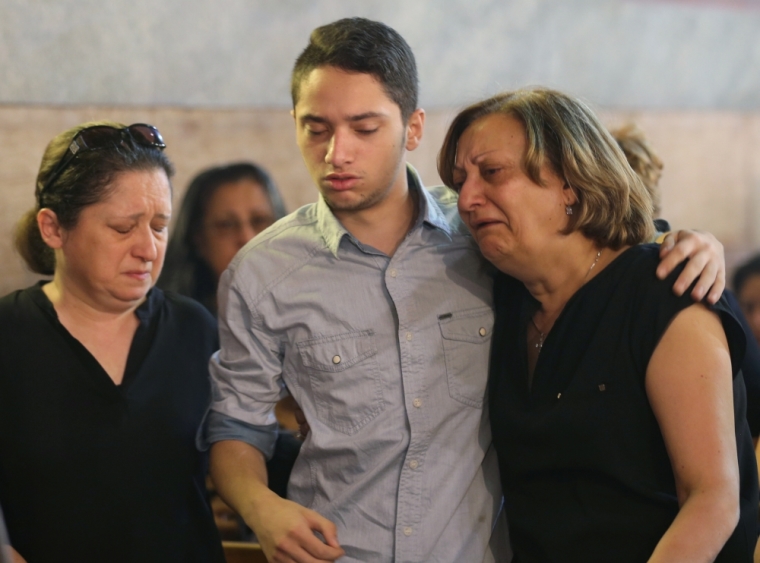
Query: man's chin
323 193 370 213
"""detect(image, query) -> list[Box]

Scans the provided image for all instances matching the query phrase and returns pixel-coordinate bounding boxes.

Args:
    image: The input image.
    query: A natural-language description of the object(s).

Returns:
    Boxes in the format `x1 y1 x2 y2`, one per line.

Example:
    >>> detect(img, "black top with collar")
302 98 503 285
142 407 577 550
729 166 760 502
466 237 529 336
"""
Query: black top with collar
0 284 224 563
490 244 758 563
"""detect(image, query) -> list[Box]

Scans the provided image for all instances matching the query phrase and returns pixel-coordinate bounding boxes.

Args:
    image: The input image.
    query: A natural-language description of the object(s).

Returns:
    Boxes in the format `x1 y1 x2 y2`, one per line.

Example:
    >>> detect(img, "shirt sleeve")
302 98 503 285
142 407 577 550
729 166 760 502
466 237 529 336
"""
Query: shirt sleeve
199 263 286 459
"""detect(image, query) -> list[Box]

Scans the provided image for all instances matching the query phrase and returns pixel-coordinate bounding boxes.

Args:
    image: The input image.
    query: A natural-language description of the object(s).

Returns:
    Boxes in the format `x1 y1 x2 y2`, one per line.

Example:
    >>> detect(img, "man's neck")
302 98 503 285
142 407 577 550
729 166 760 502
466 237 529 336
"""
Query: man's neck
334 169 419 257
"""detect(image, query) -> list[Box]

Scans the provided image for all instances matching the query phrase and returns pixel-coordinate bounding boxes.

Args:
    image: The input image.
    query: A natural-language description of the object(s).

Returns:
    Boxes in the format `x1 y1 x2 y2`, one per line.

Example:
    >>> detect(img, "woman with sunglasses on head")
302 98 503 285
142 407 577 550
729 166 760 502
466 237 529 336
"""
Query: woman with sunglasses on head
0 122 224 563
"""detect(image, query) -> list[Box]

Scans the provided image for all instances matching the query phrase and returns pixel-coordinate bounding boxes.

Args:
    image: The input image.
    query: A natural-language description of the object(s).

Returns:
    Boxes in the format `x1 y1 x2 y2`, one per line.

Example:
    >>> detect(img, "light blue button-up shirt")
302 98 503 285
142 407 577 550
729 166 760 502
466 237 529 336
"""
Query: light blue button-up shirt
202 167 509 562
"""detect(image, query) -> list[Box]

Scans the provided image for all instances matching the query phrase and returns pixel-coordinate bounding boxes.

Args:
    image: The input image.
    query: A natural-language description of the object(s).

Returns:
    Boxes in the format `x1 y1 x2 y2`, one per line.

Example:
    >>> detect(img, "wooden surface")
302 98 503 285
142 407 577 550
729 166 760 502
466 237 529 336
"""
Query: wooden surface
222 541 268 563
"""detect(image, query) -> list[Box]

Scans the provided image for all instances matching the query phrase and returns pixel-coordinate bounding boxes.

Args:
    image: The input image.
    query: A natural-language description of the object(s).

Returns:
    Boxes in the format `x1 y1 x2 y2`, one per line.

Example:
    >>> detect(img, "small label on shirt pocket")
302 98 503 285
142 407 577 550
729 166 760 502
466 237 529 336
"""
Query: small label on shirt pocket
298 330 385 435
439 306 493 408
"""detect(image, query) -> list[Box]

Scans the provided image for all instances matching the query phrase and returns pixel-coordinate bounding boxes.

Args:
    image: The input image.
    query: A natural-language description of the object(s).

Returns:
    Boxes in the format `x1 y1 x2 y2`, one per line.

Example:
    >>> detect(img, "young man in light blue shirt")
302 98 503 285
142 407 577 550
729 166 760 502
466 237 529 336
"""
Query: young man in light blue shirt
202 17 726 563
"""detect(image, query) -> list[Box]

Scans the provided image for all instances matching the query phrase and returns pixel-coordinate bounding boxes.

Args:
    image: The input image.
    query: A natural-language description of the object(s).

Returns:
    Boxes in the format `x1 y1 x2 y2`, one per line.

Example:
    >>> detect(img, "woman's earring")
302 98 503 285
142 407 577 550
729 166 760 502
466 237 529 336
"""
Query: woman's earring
565 205 573 215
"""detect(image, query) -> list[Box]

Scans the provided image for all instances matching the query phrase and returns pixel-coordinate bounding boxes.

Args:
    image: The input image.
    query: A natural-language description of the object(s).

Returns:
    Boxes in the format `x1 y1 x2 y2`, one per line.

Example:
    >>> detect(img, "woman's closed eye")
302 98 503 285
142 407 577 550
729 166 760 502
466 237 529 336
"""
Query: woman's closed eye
481 166 503 180
111 224 134 234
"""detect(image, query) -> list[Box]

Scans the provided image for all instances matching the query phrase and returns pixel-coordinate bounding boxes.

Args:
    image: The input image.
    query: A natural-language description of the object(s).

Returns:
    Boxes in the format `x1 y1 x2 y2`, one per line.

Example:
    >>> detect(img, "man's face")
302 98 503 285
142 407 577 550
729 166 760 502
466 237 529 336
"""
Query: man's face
293 66 423 216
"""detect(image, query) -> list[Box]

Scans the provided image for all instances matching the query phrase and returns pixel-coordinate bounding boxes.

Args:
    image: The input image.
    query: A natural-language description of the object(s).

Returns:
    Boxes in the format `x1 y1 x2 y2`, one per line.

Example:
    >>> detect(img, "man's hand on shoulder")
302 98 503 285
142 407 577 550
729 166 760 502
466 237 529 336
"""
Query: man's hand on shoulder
246 493 344 563
657 229 725 304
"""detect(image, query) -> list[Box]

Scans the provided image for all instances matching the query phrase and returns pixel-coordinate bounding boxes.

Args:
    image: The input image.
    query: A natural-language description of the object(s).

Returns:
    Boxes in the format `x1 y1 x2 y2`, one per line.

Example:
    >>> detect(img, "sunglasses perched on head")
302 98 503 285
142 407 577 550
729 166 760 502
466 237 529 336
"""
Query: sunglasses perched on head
39 123 166 197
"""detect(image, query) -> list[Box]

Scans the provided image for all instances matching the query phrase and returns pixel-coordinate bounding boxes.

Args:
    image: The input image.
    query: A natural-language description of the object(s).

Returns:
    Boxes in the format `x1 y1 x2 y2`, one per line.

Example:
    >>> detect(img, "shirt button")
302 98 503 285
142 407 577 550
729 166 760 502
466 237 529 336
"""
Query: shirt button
479 327 487 337
409 460 418 469
406 332 413 341
413 398 422 408
390 269 397 278
403 527 412 536
332 355 341 364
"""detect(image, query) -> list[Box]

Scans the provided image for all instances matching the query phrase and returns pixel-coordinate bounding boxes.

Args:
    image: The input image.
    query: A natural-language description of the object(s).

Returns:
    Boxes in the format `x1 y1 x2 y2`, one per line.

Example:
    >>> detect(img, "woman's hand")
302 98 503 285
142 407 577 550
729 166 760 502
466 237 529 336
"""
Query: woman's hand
657 230 725 304
646 304 739 562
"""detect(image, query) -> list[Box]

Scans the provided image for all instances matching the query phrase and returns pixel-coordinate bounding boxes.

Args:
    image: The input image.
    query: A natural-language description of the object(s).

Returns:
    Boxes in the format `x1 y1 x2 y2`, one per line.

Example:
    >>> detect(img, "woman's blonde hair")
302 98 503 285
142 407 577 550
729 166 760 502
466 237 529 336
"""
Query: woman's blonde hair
438 88 654 249
610 123 663 216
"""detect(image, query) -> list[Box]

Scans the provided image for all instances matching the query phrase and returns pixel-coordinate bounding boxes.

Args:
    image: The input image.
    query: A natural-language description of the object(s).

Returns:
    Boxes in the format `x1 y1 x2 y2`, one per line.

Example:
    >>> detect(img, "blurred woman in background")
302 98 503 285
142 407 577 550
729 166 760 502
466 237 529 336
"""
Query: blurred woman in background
160 162 286 315
159 162 299 534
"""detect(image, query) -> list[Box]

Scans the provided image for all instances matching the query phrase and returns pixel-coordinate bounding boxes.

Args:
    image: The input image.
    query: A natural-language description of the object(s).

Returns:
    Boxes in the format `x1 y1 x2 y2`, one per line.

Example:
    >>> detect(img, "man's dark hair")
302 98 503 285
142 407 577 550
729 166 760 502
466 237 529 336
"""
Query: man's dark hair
291 17 419 122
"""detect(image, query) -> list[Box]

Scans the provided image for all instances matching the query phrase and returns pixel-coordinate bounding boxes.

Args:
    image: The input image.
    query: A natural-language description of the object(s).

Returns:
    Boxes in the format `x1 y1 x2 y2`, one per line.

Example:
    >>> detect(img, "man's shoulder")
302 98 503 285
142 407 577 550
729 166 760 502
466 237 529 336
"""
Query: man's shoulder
423 183 471 237
226 203 325 285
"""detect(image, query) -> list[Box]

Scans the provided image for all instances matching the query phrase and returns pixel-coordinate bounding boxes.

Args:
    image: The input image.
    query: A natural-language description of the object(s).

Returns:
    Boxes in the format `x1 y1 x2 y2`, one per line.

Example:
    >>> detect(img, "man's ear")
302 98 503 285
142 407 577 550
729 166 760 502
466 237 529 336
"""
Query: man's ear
37 208 64 249
405 108 425 152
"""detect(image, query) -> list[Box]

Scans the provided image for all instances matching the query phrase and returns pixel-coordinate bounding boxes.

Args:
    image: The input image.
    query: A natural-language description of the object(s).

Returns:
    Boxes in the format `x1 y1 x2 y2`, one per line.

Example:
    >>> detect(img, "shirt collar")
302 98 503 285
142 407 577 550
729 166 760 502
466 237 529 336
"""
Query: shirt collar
317 164 453 257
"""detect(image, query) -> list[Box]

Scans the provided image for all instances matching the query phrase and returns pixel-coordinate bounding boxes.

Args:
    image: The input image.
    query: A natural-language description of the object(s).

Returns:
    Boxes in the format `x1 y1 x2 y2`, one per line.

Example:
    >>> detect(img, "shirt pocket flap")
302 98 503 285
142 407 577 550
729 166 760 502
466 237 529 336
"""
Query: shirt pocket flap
298 330 377 372
439 307 494 344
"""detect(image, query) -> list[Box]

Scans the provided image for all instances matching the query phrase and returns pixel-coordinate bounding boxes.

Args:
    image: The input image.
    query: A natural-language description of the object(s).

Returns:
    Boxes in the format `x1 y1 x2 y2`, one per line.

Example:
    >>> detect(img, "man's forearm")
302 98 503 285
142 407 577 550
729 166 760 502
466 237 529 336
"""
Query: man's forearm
209 439 277 528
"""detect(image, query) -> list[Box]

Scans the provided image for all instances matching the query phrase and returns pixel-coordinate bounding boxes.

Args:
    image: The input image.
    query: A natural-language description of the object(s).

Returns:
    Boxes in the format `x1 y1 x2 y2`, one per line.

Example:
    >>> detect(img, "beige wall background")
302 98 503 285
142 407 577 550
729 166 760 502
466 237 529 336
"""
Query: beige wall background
3 105 760 296
2 0 760 295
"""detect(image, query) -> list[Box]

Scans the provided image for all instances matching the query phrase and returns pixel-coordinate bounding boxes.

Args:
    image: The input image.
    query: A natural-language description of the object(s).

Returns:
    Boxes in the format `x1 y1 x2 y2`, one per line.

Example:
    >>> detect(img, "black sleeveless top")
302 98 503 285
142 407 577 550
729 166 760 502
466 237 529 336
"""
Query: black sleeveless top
489 244 758 563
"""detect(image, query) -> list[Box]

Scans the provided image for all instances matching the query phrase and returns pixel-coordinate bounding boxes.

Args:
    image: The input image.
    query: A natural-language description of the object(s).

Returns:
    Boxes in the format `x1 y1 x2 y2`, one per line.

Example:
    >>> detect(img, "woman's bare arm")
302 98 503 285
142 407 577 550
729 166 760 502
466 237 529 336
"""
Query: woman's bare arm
645 304 739 563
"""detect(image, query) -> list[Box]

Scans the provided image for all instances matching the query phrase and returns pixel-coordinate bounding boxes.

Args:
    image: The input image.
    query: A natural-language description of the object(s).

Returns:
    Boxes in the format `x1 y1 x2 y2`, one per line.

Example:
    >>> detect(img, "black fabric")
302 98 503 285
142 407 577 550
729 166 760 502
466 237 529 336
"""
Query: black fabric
725 289 760 437
0 284 224 563
490 244 758 563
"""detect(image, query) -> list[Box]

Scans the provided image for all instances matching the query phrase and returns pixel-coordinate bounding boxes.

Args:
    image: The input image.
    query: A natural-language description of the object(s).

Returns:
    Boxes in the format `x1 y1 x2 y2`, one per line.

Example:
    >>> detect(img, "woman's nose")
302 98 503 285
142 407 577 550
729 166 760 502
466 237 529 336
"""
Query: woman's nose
457 175 485 211
133 226 158 261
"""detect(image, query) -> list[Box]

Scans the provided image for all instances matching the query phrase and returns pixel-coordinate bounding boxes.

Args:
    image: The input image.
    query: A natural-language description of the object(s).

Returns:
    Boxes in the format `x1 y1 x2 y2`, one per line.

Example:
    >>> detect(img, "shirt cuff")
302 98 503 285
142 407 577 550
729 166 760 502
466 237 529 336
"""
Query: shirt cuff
196 409 279 460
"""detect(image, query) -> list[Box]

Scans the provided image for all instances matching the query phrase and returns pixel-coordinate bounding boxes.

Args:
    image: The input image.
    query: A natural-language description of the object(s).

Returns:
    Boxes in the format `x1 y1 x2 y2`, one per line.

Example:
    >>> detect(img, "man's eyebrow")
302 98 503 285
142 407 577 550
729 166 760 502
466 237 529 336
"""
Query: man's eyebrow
299 112 388 123
299 114 327 124
346 112 388 122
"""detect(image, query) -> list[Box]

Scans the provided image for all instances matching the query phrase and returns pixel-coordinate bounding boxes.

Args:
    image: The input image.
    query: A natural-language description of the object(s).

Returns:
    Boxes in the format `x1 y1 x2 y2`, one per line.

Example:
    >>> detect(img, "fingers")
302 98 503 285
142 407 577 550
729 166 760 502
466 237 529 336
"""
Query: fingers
656 237 690 281
294 408 311 438
305 511 343 551
258 502 343 563
270 530 344 563
705 268 726 305
271 534 342 563
298 422 311 437
671 252 715 299
656 229 726 303
659 231 676 256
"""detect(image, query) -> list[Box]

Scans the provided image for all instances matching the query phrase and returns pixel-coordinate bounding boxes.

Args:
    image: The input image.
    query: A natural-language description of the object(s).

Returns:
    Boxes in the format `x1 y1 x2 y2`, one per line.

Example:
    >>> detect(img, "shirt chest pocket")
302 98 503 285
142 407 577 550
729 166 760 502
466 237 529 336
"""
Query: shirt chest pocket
297 330 385 436
439 306 493 408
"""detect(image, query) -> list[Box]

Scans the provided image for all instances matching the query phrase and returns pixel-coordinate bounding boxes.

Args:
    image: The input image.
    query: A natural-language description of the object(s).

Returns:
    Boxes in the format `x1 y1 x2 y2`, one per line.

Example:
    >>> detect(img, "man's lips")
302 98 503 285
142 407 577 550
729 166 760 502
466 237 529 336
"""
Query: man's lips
324 174 359 191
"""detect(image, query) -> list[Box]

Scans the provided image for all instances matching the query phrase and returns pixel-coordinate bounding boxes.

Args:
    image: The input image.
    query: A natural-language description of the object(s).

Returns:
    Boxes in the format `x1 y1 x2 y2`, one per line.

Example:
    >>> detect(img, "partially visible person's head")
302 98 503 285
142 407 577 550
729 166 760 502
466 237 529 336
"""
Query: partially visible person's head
610 123 663 217
15 121 174 286
438 88 654 252
291 17 419 123
734 254 760 344
160 162 286 308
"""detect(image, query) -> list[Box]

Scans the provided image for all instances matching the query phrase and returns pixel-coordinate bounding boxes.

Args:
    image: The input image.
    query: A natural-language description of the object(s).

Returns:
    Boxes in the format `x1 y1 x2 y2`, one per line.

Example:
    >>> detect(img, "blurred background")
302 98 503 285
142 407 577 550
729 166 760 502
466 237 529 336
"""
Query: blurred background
2 0 759 294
